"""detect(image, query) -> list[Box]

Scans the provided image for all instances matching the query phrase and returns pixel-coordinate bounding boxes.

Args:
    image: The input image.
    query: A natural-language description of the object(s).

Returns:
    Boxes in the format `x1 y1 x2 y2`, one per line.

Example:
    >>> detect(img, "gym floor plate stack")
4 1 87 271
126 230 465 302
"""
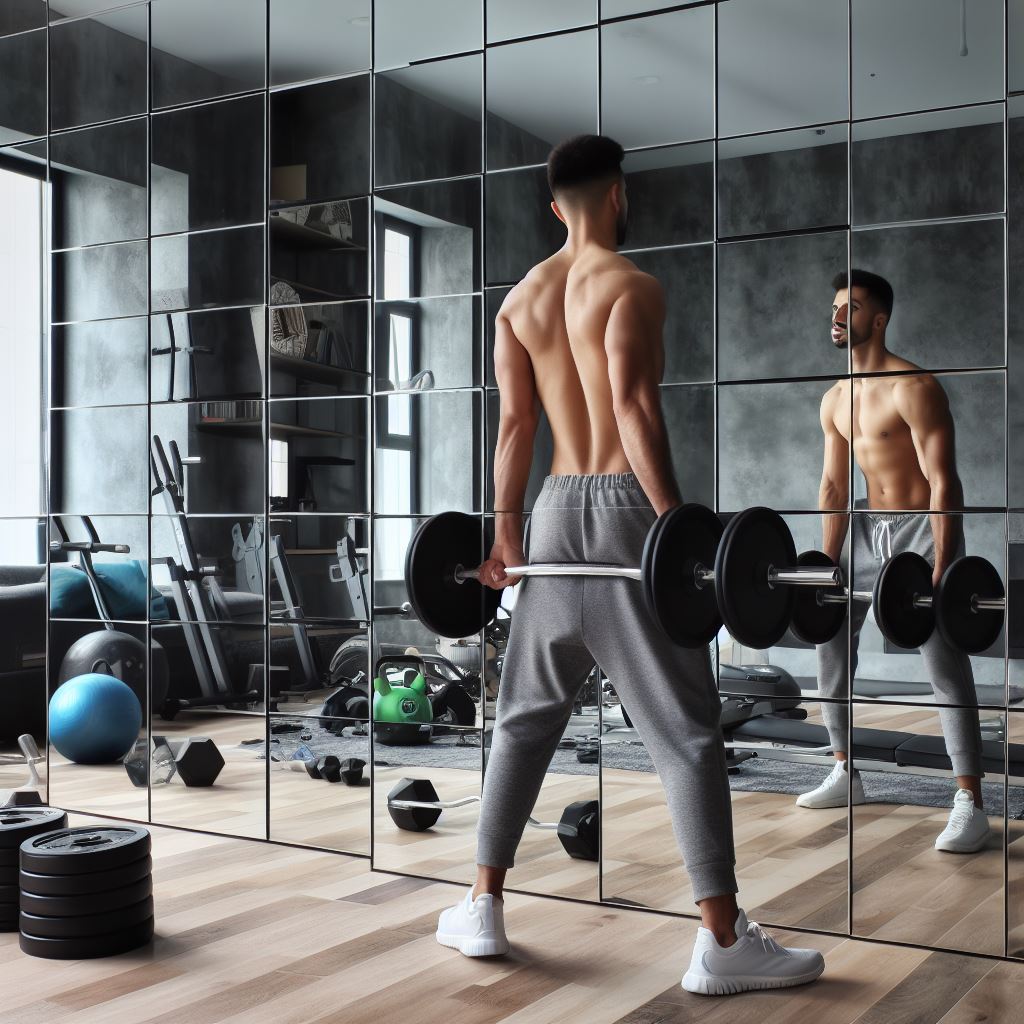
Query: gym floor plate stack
18 825 154 959
0 808 68 933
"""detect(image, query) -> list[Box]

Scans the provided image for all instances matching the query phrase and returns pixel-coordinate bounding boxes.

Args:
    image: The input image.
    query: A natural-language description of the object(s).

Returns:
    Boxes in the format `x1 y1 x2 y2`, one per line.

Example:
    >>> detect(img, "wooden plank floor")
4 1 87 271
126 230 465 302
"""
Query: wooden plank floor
0 814 1022 1024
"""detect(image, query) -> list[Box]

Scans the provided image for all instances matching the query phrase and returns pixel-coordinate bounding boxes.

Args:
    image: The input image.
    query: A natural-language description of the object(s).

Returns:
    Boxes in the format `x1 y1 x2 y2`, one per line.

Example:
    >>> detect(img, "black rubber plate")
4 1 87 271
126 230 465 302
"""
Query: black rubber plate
19 917 154 960
714 507 797 649
20 874 151 918
20 896 154 940
19 826 150 876
405 512 501 638
789 550 846 645
0 848 18 868
20 854 152 897
873 551 935 649
642 504 723 648
935 555 1005 654
0 808 67 850
0 884 17 902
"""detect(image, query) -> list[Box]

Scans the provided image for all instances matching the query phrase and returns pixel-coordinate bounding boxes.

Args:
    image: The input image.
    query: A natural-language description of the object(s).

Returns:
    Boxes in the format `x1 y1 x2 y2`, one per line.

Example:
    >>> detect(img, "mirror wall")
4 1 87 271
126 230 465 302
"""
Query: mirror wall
16 0 1020 964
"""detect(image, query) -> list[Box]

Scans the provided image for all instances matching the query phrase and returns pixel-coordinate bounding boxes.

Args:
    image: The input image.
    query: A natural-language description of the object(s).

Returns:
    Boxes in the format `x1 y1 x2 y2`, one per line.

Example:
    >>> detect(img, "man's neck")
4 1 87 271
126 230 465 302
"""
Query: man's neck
850 338 889 374
563 219 617 255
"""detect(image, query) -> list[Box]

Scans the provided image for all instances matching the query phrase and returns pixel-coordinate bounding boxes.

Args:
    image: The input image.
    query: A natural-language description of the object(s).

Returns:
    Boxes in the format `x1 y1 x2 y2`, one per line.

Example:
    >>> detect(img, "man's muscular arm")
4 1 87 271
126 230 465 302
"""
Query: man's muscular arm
819 387 850 565
483 309 539 588
604 274 682 516
893 376 964 585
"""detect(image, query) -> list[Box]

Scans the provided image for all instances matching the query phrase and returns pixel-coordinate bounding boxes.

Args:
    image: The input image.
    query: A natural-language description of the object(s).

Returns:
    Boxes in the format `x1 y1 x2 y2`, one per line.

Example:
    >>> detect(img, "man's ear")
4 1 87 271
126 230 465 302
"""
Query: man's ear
609 178 625 215
550 199 567 226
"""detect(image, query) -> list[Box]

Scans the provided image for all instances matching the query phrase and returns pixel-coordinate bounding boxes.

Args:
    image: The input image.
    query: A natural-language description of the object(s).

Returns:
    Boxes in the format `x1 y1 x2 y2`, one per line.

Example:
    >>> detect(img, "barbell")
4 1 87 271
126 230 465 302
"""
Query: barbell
404 505 842 649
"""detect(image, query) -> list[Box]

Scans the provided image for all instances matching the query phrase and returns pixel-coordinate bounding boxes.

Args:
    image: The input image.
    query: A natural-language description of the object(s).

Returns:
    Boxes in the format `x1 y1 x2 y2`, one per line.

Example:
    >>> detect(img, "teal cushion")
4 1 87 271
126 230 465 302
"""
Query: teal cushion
50 561 169 620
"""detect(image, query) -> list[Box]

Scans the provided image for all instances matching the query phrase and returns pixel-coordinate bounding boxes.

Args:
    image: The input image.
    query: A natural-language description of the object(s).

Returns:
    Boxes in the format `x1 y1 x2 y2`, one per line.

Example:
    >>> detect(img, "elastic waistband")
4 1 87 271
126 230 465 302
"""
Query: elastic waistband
541 472 643 491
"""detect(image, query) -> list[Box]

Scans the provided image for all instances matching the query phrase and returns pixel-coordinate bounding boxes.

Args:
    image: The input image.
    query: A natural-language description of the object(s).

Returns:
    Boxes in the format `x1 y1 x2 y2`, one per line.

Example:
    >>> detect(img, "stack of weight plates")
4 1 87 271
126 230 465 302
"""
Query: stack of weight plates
0 808 68 932
18 825 154 959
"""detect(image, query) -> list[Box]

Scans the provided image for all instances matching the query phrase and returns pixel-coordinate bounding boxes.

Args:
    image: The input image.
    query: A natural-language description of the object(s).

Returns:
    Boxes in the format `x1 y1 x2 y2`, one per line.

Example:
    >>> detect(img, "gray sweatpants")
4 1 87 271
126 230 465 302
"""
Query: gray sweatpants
817 508 984 778
477 473 737 904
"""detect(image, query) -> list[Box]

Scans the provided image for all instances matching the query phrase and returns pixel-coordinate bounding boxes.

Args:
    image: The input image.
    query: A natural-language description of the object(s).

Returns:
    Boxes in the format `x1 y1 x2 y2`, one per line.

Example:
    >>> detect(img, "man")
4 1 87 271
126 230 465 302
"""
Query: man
434 135 824 995
801 269 989 854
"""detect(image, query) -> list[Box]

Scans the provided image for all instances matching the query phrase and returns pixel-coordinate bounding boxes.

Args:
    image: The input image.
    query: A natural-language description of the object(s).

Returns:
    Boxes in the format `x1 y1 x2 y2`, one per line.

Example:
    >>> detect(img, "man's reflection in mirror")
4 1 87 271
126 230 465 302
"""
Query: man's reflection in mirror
806 269 988 854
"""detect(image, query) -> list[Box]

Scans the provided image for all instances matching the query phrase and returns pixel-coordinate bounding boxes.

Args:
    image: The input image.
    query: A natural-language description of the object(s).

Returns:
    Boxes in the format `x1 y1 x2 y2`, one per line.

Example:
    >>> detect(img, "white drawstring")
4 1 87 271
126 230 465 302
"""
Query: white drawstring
870 517 894 562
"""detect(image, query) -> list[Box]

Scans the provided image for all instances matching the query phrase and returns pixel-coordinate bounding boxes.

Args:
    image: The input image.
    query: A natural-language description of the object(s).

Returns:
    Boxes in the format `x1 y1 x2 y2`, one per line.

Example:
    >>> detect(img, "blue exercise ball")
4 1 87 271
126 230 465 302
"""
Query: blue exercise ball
49 673 142 765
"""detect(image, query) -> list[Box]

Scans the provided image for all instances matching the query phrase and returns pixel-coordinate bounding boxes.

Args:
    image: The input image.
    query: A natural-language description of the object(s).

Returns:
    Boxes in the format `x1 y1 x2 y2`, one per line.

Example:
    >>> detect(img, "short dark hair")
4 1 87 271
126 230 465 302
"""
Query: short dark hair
546 134 625 198
831 268 894 317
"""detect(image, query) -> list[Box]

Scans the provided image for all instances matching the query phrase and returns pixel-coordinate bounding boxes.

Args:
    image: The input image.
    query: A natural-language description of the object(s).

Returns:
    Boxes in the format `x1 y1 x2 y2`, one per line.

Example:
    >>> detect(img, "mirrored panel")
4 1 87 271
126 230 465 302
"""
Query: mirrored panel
852 372 1006 511
0 28 44 144
269 712 370 855
49 6 147 131
375 179 480 298
151 307 265 404
849 511 1006 710
48 618 148 821
151 514 266 625
375 390 481 516
719 378 847 514
150 402 265 516
1011 99 1024 511
629 246 714 384
375 294 480 393
485 167 563 286
1013 0 1024 94
1 0 45 35
270 0 371 87
852 0 1004 120
853 107 1004 227
271 623 370 720
1008 711 1024 956
718 125 848 238
601 0 705 16
852 702 1005 955
270 199 370 304
662 384 715 508
151 0 266 110
375 55 481 187
718 0 848 138
488 0 594 43
0 517 48 807
54 239 148 323
51 118 147 249
152 95 265 235
486 30 597 171
622 143 713 249
49 514 150 624
270 301 370 399
604 697 848 930
717 232 849 382
51 405 148 515
268 397 370 515
271 75 370 206
484 287 510 388
152 226 265 313
850 225 1004 374
49 1 143 19
373 0 482 71
601 7 714 149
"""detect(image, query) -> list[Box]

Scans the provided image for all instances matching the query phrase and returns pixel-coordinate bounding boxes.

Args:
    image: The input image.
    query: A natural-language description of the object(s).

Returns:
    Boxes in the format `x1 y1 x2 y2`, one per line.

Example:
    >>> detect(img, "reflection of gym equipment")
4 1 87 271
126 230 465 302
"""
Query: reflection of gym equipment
50 516 169 710
124 735 223 787
49 674 142 765
0 735 44 805
151 312 212 402
150 435 262 718
386 778 599 861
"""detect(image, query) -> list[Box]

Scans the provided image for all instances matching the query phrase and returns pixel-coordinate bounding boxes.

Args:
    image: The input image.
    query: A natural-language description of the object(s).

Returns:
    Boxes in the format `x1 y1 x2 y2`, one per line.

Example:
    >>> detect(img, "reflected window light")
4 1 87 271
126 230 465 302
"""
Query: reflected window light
383 226 411 300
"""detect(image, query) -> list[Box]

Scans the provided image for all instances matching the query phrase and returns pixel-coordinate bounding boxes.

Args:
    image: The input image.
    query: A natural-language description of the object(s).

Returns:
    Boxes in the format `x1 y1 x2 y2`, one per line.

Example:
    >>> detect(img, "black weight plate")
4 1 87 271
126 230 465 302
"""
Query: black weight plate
714 507 797 649
0 807 67 849
642 503 723 648
0 847 18 868
873 551 935 649
19 826 150 875
935 556 1005 654
19 916 154 960
0 884 17 902
20 896 154 939
789 550 847 645
20 854 152 897
20 875 151 918
405 512 500 638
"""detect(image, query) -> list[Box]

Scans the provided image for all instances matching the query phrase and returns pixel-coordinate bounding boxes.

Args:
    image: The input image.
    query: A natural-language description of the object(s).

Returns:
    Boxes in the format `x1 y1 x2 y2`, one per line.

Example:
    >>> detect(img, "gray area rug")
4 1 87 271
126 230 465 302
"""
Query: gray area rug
256 719 1024 817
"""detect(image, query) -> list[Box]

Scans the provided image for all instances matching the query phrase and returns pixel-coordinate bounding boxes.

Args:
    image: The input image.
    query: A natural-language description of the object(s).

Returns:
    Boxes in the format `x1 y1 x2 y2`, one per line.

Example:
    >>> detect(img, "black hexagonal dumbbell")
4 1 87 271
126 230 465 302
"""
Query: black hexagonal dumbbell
171 737 224 787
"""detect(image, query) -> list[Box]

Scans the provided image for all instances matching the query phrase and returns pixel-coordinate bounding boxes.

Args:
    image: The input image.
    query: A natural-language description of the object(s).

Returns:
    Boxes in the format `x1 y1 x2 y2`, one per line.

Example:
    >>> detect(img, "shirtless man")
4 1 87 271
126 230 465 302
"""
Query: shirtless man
799 269 989 854
434 135 824 995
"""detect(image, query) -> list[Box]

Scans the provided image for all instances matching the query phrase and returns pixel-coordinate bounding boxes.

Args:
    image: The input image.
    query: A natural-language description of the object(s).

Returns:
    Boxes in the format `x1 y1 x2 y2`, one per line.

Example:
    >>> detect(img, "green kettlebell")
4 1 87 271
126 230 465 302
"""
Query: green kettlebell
372 673 433 725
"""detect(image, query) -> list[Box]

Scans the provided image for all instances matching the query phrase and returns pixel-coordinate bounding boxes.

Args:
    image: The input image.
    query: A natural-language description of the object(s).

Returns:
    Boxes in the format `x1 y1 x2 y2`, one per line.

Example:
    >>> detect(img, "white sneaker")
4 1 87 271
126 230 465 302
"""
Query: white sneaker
796 761 866 809
436 889 510 957
682 909 825 996
934 789 991 853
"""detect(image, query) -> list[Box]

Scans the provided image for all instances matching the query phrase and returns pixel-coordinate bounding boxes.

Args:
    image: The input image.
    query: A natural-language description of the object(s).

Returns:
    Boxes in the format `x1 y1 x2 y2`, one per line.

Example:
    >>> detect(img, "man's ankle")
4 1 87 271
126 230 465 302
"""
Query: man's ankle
472 885 502 902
